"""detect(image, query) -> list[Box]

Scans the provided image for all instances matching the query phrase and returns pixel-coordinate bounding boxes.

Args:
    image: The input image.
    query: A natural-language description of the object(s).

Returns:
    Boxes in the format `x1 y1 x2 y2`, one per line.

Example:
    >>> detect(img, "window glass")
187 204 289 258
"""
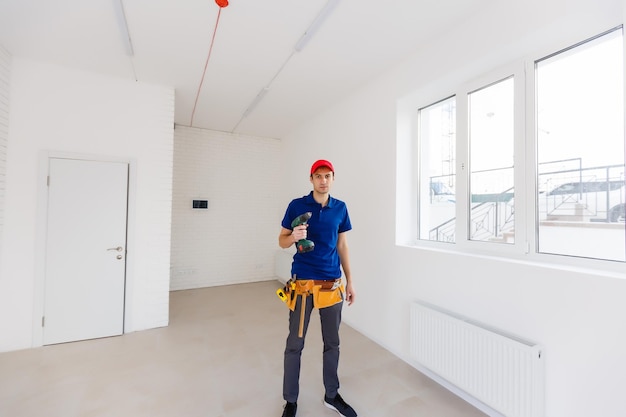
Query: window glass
469 77 515 243
536 28 624 261
418 97 456 242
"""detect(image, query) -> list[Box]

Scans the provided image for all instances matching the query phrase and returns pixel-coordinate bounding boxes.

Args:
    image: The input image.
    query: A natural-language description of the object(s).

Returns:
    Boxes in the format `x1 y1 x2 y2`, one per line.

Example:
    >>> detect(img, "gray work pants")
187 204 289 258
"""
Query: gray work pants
283 294 343 403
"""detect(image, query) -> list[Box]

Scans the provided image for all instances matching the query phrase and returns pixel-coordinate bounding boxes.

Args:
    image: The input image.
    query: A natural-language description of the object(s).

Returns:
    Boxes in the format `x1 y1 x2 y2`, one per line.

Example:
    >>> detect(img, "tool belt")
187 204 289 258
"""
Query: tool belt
277 277 344 338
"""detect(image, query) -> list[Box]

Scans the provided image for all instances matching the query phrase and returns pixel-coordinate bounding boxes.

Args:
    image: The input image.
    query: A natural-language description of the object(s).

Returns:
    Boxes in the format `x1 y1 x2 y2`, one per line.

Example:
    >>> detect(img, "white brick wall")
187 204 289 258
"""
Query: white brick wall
0 45 9 266
171 126 283 290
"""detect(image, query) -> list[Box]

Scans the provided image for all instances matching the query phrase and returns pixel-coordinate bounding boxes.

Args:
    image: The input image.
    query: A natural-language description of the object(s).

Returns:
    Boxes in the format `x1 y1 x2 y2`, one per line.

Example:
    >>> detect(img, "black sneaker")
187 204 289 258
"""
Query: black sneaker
323 393 357 417
281 401 297 417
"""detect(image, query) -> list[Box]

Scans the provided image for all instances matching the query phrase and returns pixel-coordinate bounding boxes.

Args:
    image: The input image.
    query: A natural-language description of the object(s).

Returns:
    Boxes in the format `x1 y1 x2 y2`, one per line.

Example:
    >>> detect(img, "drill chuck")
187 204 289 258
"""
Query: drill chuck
291 212 312 228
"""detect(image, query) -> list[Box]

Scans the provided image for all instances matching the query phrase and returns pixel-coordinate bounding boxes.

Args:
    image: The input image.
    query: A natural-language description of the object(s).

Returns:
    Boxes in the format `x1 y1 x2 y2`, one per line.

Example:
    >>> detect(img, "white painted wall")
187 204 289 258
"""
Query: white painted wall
170 126 282 290
0 57 174 352
280 1 626 417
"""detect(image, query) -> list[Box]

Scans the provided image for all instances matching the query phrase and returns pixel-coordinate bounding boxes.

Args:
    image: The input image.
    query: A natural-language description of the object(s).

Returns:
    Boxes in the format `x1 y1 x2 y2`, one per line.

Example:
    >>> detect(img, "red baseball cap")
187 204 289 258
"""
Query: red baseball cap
310 159 334 175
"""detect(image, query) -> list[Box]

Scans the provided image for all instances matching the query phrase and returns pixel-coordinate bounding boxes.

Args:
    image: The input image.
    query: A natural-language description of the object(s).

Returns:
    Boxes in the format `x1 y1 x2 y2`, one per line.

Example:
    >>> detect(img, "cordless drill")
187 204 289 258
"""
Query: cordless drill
291 212 314 253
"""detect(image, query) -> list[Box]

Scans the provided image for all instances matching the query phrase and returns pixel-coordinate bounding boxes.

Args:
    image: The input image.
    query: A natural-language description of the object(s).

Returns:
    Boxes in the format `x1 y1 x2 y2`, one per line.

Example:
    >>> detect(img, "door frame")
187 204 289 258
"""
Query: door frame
32 151 137 347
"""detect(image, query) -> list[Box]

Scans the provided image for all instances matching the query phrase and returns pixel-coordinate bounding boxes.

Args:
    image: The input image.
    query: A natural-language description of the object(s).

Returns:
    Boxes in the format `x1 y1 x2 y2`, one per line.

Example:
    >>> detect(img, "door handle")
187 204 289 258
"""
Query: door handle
107 246 124 252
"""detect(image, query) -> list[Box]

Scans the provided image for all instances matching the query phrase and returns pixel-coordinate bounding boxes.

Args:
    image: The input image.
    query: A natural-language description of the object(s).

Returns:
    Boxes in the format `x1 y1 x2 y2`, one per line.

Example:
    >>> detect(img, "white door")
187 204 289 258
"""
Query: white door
43 158 129 345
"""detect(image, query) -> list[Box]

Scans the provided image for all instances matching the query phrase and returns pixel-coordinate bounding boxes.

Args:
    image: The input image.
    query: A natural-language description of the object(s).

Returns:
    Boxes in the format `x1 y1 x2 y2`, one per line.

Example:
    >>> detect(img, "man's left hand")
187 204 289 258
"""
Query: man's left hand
345 282 355 306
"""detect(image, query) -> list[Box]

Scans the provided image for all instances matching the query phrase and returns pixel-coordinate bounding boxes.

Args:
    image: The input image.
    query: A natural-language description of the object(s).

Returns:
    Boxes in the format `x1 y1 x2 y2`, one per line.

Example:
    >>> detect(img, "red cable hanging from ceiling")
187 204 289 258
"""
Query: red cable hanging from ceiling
190 0 229 127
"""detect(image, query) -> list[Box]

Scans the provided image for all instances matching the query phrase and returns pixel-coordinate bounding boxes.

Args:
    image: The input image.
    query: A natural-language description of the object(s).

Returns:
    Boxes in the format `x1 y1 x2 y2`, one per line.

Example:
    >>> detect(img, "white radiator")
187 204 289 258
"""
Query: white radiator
410 302 544 417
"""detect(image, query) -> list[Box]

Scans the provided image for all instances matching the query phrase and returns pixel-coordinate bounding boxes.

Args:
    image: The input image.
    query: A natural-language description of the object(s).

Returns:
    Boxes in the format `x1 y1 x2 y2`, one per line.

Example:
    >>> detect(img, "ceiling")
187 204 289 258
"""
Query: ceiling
0 0 492 139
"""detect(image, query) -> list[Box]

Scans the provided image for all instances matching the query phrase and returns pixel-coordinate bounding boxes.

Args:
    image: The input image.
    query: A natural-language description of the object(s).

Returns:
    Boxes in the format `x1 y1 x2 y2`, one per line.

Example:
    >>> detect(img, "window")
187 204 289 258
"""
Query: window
469 77 515 243
536 28 624 261
418 97 456 242
410 25 625 264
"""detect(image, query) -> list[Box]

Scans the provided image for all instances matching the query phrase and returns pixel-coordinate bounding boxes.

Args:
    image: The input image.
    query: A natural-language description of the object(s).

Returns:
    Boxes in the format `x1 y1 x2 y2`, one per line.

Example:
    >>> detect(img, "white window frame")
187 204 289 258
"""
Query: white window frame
402 24 626 275
413 62 526 257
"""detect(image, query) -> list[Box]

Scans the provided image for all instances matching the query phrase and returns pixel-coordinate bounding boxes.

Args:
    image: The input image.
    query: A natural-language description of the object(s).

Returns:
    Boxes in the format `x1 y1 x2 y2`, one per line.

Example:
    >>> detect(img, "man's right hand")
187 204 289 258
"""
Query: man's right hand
291 224 308 243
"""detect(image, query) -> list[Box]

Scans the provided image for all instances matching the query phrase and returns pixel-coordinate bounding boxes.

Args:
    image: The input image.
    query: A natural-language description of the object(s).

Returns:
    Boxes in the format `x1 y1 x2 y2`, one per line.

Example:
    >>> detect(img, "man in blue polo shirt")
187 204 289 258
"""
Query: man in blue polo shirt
278 159 357 417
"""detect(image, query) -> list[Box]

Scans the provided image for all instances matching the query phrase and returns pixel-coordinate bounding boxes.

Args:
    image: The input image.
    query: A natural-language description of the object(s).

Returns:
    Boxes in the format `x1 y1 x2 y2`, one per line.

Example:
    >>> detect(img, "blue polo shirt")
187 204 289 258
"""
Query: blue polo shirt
281 192 352 280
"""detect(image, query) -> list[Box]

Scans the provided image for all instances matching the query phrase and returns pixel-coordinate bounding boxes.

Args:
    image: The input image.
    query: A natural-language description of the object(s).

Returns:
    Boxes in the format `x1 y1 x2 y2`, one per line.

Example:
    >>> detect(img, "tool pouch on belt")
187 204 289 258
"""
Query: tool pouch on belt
311 280 344 309
285 281 298 311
